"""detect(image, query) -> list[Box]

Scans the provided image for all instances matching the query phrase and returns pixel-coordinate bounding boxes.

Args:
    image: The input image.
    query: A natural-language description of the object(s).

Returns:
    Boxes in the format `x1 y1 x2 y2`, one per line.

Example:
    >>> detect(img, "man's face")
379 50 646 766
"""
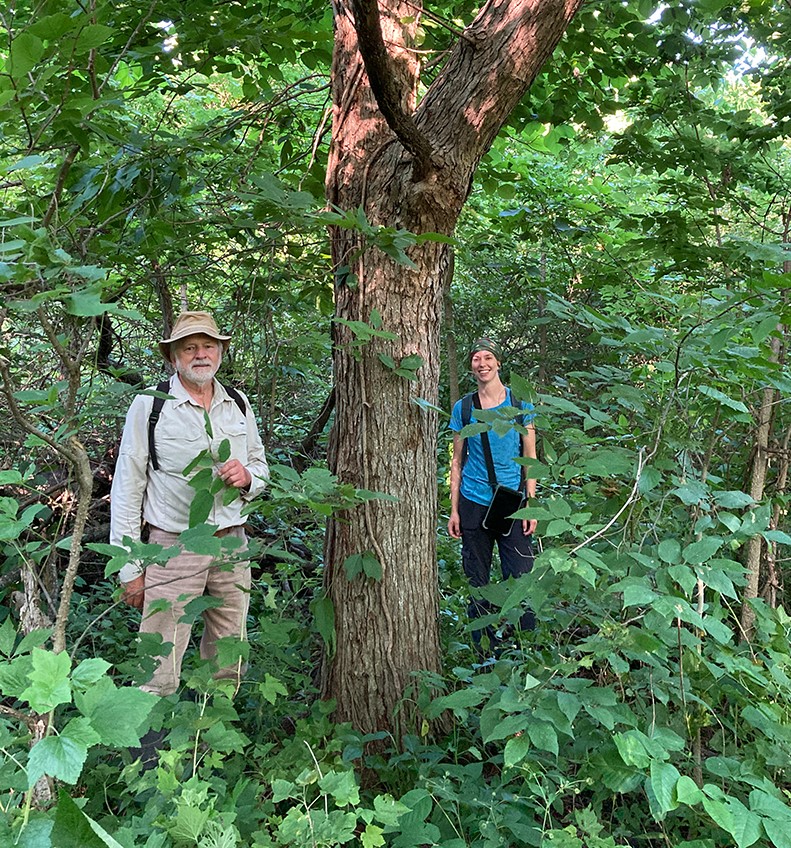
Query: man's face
172 333 222 387
470 349 500 382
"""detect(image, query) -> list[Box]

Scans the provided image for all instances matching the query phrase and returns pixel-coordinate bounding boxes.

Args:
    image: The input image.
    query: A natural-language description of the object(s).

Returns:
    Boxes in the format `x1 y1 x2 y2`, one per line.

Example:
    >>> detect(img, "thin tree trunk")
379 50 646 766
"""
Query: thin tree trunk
740 341 780 640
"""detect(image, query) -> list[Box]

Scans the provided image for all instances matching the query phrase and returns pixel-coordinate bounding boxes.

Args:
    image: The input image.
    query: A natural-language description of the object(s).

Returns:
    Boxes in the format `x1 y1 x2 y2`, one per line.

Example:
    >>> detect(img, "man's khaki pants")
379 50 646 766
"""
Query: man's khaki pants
140 526 250 696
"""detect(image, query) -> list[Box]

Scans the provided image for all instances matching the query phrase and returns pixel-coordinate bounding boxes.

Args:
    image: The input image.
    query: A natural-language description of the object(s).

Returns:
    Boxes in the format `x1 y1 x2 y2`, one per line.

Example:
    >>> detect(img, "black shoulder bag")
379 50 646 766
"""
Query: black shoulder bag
472 392 526 536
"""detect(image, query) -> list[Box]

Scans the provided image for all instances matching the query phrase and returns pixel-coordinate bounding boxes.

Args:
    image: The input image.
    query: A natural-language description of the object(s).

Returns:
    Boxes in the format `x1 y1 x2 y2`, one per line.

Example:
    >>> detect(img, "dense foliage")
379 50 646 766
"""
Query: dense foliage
1 0 791 845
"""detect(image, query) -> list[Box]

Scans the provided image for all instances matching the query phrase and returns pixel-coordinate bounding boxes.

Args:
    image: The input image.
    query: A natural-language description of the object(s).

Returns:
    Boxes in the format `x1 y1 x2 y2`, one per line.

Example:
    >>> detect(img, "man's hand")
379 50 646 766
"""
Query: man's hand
218 459 252 489
121 575 145 610
448 511 462 539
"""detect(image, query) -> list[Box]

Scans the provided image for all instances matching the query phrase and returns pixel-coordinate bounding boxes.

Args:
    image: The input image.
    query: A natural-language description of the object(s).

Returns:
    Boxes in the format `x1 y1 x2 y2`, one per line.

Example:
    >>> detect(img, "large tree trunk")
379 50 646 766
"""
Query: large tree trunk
322 0 584 734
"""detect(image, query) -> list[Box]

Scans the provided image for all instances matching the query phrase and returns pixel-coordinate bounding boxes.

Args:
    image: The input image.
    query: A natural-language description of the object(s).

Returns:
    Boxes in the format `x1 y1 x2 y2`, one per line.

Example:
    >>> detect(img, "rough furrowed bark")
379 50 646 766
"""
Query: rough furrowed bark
323 0 584 735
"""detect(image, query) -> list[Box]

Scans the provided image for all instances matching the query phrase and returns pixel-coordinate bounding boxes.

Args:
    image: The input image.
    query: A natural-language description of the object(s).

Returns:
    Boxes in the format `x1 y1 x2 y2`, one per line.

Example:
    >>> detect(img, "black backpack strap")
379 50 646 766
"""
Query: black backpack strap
225 385 247 416
460 392 475 466
473 392 500 493
148 379 172 472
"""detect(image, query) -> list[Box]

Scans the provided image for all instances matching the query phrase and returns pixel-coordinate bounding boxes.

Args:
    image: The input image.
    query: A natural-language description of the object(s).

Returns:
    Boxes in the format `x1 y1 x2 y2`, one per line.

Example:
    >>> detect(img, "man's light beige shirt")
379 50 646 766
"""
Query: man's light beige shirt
110 375 269 582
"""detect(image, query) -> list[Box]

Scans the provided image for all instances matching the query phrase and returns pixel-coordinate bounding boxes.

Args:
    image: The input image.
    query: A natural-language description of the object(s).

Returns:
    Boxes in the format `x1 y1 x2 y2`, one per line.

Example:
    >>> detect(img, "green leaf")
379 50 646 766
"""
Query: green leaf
0 617 16 658
179 525 222 557
671 481 709 505
713 490 754 508
71 658 111 690
27 734 87 788
764 821 791 848
372 794 409 826
614 732 651 768
752 314 780 344
675 775 703 806
343 550 381 582
189 489 215 527
649 761 681 816
319 770 360 806
73 678 156 747
312 595 336 658
658 538 681 564
362 824 386 848
7 154 46 172
259 673 288 705
51 789 125 848
63 285 111 317
748 789 791 823
74 24 115 52
217 438 231 463
527 720 558 755
10 33 45 78
21 648 71 712
683 537 723 565
697 385 749 413
426 687 487 718
503 733 531 768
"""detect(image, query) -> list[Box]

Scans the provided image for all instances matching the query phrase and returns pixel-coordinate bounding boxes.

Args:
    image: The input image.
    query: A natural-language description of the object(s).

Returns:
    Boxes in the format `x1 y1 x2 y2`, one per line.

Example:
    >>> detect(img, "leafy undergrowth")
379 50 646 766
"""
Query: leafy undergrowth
3 551 791 848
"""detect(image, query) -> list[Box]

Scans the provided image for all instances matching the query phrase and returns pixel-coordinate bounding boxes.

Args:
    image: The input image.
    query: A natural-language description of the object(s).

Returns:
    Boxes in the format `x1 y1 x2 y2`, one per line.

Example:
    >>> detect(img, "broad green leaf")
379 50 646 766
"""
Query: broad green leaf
27 734 87 788
362 824 386 848
764 820 791 848
179 526 221 556
10 33 45 78
21 648 71 712
7 154 46 172
63 286 110 317
74 24 115 51
482 712 530 743
675 775 704 806
0 617 16 657
73 678 156 747
51 790 125 848
683 537 723 565
372 794 409 826
503 733 531 768
259 673 288 704
614 577 659 607
188 489 214 527
427 687 487 718
752 314 780 344
527 720 558 755
319 769 360 806
671 481 708 506
649 761 681 815
748 789 791 823
614 732 651 768
71 658 111 689
697 385 749 413
658 538 681 564
713 490 754 508
701 795 732 837
312 595 336 658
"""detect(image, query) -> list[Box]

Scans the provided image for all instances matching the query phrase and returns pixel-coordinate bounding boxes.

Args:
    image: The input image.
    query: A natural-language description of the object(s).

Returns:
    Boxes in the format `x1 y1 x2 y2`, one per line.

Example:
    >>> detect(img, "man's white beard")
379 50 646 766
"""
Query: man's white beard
178 360 218 386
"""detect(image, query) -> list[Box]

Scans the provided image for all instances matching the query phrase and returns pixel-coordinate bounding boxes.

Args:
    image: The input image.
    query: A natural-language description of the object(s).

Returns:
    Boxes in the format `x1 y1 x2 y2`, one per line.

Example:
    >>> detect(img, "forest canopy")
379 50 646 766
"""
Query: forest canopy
1 0 791 846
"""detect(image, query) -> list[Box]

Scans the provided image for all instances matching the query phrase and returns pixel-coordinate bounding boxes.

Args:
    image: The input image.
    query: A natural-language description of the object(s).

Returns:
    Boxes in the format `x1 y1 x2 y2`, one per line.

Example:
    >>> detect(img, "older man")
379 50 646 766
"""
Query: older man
110 311 269 697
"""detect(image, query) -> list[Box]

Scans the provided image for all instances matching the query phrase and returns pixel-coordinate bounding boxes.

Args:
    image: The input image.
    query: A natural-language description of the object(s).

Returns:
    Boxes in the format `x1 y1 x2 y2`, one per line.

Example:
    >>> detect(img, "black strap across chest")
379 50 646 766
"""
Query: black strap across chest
460 389 525 494
147 379 247 471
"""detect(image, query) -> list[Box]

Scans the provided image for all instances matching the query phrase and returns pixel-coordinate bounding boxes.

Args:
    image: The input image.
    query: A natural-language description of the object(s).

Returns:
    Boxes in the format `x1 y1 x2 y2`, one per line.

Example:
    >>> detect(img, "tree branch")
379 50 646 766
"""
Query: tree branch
350 0 436 180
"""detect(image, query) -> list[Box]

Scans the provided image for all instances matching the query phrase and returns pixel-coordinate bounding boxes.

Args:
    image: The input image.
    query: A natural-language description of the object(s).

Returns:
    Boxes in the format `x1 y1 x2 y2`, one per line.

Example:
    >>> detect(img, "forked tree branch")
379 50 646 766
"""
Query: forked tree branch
350 0 436 180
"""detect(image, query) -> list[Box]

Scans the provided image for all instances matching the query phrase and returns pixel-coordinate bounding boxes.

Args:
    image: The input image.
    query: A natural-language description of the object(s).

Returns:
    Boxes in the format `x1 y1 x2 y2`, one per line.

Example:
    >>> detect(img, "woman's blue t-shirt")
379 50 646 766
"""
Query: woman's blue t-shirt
449 388 534 507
